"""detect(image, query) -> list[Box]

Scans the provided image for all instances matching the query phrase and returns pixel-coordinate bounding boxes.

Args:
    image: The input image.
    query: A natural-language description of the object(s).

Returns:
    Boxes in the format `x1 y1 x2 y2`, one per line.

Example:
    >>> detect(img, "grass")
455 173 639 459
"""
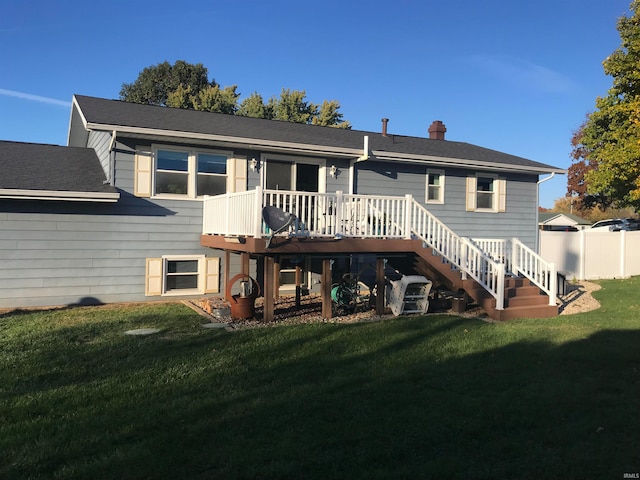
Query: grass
1 279 639 479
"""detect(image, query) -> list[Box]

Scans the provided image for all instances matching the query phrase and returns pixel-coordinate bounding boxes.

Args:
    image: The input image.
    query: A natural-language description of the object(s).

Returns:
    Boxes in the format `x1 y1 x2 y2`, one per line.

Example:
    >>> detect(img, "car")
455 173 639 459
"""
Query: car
590 218 640 231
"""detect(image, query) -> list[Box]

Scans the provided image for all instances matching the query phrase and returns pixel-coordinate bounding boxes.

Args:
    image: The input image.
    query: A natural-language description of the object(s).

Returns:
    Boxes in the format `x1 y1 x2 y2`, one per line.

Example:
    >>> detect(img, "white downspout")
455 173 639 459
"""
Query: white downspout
104 130 117 185
536 172 555 253
350 135 370 194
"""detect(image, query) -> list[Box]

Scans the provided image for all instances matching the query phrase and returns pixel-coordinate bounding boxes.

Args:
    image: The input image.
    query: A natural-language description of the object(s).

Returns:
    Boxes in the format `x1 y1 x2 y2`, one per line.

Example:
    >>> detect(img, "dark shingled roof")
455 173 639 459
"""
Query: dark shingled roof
74 95 562 173
0 140 117 194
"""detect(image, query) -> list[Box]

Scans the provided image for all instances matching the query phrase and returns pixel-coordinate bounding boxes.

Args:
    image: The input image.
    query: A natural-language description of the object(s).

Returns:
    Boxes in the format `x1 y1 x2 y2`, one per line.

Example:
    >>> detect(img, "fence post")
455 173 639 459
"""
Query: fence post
620 230 626 278
579 229 586 280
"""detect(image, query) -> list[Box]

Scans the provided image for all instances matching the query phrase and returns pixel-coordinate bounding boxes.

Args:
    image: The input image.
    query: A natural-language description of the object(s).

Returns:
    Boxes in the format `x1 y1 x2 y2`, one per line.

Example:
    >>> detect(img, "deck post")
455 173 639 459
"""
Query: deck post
223 251 231 300
404 194 413 239
254 186 263 238
241 253 250 275
376 258 385 315
295 266 302 308
263 256 275 321
335 191 343 237
548 262 557 306
273 259 280 301
321 258 333 319
496 263 505 310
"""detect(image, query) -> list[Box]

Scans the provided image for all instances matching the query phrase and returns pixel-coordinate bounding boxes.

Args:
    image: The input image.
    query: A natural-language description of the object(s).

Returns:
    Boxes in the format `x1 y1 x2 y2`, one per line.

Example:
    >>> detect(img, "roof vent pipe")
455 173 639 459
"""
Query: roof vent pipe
381 118 389 137
428 120 446 140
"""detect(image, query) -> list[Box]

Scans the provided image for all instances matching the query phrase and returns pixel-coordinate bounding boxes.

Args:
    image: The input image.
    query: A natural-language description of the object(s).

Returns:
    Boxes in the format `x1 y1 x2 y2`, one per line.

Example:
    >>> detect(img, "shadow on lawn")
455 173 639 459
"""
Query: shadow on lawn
3 316 639 480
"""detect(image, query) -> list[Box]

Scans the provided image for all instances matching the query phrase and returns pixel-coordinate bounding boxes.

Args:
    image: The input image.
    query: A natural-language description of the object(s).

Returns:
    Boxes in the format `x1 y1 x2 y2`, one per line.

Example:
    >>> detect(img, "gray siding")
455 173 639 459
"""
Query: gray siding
87 130 112 179
0 137 227 308
355 162 539 248
1 128 540 308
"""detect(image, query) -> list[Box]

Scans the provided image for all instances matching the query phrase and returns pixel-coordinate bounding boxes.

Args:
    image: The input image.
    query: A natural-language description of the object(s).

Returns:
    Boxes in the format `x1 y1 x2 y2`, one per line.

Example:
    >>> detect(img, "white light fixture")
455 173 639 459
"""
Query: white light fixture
249 158 258 171
329 165 338 178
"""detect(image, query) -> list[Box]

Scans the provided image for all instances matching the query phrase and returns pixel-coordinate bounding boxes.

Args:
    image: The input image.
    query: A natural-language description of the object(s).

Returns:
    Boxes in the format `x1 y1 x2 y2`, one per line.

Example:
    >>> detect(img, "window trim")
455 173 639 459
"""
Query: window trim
161 254 206 296
151 144 232 200
425 169 445 204
476 174 496 211
466 174 506 213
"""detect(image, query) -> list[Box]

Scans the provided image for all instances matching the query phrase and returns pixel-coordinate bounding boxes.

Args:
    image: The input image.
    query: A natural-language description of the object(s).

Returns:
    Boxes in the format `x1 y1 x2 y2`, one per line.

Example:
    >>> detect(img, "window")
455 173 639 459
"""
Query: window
476 176 495 209
156 150 189 195
466 175 506 212
426 170 444 203
155 148 227 197
197 153 228 196
145 256 220 296
165 258 200 292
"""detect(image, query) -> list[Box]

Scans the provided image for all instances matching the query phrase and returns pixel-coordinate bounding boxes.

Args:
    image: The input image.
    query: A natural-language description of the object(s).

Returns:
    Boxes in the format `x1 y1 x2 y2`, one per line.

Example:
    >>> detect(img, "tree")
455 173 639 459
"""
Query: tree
237 92 268 119
120 61 351 128
120 61 212 106
567 121 609 210
312 100 352 129
267 89 317 124
574 1 640 211
191 85 239 114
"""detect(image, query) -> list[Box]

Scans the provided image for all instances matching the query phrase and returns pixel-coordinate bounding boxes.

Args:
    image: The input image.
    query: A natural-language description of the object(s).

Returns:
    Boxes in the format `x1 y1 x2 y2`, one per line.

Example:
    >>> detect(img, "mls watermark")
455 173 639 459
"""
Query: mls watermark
623 473 639 479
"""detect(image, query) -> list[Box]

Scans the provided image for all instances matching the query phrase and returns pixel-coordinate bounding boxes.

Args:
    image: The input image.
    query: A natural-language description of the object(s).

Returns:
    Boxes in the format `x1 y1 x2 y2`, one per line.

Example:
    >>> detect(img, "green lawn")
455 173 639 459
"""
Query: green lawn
1 279 639 479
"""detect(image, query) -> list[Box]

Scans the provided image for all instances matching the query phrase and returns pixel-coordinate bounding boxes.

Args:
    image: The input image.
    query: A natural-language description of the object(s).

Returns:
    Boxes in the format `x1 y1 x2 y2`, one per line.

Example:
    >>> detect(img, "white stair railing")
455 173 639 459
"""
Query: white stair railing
510 238 557 306
410 201 505 310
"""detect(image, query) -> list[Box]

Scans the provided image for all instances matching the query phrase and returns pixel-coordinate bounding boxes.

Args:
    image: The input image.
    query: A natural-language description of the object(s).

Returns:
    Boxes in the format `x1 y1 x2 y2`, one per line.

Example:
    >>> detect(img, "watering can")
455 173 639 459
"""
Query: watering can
225 274 261 319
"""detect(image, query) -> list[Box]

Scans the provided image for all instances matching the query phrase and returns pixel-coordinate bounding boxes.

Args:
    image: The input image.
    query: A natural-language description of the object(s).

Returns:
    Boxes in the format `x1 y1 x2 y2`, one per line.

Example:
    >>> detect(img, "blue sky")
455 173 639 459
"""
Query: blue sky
0 0 632 207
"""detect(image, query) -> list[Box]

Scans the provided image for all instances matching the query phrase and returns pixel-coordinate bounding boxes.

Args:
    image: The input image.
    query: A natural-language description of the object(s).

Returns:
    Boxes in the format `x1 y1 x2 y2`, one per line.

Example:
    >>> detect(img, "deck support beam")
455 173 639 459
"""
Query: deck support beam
263 256 275 322
295 266 302 309
241 252 250 275
223 251 231 300
321 258 332 319
376 258 385 315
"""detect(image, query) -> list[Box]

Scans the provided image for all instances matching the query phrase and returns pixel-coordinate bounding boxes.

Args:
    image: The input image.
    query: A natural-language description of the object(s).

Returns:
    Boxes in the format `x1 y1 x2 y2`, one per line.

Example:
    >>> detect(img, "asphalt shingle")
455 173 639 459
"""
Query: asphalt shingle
74 95 561 173
0 140 117 193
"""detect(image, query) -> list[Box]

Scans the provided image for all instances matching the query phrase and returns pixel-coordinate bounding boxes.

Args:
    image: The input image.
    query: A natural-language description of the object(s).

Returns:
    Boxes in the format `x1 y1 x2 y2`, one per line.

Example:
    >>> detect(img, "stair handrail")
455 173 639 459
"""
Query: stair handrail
410 201 505 309
511 238 557 306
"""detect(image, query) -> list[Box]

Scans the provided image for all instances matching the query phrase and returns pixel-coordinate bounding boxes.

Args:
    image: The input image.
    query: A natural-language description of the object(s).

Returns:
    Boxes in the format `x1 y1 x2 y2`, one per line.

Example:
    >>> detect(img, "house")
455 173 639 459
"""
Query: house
538 212 591 231
0 95 565 320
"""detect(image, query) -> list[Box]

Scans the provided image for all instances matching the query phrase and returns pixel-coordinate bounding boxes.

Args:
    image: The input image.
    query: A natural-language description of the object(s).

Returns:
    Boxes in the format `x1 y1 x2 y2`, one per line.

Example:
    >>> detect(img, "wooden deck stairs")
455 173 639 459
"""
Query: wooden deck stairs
390 242 558 321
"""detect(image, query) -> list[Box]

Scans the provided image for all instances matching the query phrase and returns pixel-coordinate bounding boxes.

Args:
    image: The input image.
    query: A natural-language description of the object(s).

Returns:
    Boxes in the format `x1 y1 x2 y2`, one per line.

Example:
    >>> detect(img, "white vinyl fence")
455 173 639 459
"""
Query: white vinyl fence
539 230 640 280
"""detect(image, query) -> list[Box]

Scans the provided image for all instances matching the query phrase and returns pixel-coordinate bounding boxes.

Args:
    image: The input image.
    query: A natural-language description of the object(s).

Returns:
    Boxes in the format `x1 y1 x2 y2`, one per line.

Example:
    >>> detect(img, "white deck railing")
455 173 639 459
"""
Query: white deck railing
203 188 557 309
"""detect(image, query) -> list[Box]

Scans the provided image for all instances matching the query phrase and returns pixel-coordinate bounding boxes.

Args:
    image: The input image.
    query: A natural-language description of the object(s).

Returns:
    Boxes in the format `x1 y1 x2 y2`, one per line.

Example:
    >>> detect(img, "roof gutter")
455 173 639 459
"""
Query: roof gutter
85 123 363 158
0 189 120 202
85 123 566 175
372 151 567 175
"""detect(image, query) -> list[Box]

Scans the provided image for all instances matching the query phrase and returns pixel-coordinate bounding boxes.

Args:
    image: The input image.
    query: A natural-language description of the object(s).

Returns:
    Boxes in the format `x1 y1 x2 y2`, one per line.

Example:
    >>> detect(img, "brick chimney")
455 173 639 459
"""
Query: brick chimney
381 118 389 137
428 120 446 140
